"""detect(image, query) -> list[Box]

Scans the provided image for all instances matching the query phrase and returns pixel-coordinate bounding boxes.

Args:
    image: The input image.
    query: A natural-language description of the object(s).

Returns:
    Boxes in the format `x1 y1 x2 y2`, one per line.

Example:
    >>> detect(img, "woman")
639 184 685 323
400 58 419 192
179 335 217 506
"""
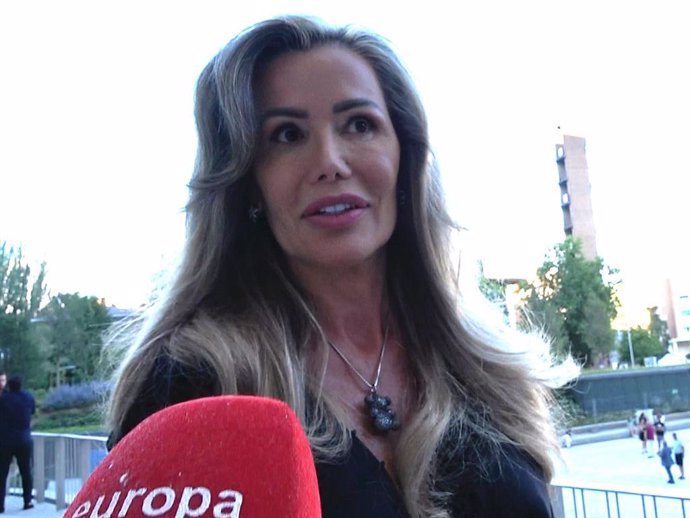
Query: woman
653 411 666 451
108 16 563 517
638 412 649 453
646 420 656 456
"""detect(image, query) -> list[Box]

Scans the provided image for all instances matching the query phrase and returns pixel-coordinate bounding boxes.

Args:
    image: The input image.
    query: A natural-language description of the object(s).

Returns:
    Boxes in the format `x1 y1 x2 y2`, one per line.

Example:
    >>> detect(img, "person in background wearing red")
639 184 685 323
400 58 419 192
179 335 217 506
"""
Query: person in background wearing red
645 419 656 458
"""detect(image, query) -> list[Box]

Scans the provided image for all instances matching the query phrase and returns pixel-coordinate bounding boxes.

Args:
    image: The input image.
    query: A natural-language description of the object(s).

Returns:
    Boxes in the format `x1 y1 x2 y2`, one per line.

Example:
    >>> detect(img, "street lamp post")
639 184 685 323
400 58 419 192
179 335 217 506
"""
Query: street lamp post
627 329 635 367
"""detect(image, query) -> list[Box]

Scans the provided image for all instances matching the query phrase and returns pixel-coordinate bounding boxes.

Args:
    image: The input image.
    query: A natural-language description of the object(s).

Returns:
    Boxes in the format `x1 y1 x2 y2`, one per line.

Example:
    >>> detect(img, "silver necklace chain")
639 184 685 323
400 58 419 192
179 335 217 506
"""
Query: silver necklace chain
326 320 400 433
327 321 390 392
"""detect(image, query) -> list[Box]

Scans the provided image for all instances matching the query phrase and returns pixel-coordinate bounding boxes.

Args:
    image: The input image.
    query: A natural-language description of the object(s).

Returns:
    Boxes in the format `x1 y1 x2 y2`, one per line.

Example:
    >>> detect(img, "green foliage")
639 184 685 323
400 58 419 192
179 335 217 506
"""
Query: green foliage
648 306 672 349
32 407 105 432
519 237 619 363
519 285 570 355
1 240 116 389
581 293 616 363
34 293 113 384
477 261 506 305
617 327 667 366
0 241 48 386
554 389 586 428
566 409 639 427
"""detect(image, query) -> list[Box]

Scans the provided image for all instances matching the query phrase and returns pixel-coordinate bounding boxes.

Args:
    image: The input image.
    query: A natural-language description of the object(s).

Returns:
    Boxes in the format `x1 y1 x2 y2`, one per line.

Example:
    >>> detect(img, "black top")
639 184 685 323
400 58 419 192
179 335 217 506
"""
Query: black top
110 355 554 518
0 389 36 447
318 431 554 518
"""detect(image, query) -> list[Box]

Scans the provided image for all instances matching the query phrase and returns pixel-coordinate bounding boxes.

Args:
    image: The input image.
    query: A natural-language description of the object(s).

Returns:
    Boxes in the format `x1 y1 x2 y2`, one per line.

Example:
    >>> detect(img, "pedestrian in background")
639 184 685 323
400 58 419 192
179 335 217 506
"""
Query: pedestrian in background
645 420 656 458
0 371 6 395
658 440 675 484
653 411 666 451
0 375 36 512
627 413 638 437
638 412 649 454
672 433 685 480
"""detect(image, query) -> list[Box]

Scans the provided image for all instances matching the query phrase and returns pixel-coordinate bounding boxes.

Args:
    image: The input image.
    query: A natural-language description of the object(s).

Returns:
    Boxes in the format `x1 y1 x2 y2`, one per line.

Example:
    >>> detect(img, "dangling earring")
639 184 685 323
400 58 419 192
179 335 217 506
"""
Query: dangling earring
397 189 406 208
248 205 263 223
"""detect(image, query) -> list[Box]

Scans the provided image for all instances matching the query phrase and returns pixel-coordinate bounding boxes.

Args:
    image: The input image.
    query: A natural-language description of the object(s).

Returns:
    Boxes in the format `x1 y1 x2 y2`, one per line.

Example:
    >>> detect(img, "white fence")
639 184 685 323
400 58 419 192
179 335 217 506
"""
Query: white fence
552 481 690 518
7 432 108 510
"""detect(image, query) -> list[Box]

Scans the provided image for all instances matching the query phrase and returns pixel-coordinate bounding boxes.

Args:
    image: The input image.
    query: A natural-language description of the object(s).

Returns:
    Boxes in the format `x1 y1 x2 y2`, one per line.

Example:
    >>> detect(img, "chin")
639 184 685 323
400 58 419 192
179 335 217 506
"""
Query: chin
292 244 388 272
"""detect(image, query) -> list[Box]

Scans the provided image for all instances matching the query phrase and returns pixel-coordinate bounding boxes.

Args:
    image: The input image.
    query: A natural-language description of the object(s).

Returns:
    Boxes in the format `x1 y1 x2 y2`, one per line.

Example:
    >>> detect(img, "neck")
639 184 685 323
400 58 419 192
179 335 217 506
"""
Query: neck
289 253 388 354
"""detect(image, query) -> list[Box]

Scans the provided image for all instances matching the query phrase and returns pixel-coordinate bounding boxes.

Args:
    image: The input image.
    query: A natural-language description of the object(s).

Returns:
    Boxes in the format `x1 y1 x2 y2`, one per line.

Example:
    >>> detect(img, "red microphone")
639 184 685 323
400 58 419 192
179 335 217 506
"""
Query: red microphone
63 396 321 518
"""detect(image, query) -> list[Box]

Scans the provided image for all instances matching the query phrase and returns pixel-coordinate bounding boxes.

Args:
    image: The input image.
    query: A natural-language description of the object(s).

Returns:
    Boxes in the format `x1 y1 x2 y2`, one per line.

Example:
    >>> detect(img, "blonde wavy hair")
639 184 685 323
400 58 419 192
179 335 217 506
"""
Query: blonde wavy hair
108 16 567 518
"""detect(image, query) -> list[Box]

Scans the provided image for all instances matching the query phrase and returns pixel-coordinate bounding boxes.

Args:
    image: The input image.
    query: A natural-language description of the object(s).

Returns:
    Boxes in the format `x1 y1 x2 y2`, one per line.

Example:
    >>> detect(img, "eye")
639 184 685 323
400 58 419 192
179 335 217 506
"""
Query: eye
269 123 305 144
345 116 376 134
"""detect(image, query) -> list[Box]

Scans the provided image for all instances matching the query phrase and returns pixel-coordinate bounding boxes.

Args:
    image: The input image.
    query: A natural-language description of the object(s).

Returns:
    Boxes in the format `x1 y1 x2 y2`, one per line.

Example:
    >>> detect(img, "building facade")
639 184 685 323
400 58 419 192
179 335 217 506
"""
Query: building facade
555 135 598 260
665 277 690 354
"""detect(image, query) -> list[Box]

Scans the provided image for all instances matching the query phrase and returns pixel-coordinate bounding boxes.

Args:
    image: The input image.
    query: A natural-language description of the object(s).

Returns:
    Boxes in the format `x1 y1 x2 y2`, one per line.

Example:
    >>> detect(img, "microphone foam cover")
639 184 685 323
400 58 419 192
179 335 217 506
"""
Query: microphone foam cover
64 396 321 518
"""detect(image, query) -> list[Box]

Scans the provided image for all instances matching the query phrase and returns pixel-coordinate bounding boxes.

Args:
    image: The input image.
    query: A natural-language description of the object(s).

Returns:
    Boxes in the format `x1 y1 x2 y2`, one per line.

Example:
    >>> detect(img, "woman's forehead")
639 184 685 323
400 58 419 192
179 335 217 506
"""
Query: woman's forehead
255 46 386 112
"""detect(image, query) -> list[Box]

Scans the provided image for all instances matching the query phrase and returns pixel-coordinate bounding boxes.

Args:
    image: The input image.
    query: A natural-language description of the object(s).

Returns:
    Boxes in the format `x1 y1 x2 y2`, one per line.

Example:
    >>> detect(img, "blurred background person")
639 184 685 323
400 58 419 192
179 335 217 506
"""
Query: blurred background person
657 440 675 484
653 410 666 451
0 375 36 512
672 433 685 480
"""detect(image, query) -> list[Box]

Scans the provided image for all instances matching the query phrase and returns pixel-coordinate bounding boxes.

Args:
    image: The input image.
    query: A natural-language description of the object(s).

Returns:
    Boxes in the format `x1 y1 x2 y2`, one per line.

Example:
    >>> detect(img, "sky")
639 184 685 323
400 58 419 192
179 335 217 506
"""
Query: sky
1 1 688 325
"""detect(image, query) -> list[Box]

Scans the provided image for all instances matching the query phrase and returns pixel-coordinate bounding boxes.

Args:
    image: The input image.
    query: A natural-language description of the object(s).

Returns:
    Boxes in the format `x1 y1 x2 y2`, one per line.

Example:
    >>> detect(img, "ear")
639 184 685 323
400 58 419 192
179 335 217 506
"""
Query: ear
246 174 265 208
245 176 266 224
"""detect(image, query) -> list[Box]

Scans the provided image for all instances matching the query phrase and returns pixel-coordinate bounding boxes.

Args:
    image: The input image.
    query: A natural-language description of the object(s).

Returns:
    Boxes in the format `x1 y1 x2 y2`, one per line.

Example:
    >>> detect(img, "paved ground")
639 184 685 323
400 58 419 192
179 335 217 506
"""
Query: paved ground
1 499 63 517
555 424 689 490
553 423 690 517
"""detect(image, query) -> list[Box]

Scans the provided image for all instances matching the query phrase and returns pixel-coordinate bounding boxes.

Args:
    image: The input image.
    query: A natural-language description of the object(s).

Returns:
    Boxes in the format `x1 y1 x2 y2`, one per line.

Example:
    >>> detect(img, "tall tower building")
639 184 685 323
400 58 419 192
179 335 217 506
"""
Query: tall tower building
555 134 598 260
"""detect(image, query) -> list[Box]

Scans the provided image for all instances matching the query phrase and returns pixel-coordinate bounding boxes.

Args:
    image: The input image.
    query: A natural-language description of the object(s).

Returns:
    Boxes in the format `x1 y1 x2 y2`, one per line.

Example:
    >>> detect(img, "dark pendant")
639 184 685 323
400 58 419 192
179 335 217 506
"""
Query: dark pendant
365 389 400 432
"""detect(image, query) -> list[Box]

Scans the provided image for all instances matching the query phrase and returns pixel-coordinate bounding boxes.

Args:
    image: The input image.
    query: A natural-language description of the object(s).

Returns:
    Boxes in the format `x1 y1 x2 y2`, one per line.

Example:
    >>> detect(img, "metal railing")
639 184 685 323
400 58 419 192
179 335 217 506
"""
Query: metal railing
7 432 108 510
8 434 690 516
551 480 690 518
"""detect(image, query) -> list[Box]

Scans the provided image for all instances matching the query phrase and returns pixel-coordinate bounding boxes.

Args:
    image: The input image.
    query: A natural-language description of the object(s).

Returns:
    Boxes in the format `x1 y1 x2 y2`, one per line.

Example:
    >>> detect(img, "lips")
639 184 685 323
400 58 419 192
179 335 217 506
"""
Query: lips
302 194 369 217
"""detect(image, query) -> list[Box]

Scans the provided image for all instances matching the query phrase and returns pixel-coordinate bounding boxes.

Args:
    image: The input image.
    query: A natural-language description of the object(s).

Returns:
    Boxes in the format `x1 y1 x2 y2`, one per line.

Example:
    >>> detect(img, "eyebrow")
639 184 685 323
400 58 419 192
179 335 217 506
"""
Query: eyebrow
260 107 308 123
260 98 383 124
333 98 382 114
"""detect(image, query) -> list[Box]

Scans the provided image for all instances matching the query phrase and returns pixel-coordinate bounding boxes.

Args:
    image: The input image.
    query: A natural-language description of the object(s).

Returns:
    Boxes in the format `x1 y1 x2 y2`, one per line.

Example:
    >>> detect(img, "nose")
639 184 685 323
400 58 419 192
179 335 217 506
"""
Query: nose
308 131 351 183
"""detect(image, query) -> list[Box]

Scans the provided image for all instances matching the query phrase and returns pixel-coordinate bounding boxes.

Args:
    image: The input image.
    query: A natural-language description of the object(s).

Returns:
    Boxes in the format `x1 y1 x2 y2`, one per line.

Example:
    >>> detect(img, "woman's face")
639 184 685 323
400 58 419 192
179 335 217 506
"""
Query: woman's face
253 45 400 273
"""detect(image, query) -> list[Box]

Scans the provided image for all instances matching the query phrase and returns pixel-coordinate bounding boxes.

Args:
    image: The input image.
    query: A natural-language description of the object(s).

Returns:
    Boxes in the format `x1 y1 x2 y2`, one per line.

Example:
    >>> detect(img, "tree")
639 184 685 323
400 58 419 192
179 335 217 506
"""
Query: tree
0 241 48 385
519 289 570 355
647 306 671 351
477 261 506 305
581 293 616 364
617 327 666 365
35 293 112 385
519 237 619 363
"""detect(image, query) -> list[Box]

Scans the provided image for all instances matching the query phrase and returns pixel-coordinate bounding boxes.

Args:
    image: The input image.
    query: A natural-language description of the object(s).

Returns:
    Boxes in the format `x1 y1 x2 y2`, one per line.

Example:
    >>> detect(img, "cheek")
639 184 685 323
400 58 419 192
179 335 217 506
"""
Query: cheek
368 153 400 198
255 166 287 213
262 188 291 227
254 170 297 244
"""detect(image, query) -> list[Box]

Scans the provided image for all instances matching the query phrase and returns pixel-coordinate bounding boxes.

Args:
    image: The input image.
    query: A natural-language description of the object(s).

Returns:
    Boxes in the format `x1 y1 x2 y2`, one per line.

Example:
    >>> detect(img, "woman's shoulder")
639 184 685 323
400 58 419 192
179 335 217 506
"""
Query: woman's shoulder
109 353 218 449
444 441 554 518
